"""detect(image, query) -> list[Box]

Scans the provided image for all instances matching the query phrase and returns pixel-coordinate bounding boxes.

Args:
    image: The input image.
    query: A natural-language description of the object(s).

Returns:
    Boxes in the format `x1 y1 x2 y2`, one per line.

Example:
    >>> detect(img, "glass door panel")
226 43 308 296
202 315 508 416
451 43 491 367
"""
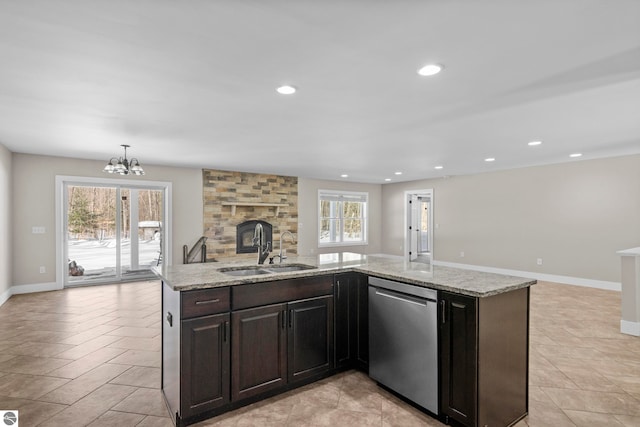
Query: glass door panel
67 185 118 284
65 183 164 286
137 189 163 269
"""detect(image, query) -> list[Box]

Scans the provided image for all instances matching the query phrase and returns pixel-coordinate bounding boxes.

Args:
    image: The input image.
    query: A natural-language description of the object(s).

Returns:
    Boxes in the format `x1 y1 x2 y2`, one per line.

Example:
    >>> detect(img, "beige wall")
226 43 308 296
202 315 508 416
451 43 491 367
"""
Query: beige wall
12 153 203 286
381 155 640 283
298 178 382 256
0 143 11 295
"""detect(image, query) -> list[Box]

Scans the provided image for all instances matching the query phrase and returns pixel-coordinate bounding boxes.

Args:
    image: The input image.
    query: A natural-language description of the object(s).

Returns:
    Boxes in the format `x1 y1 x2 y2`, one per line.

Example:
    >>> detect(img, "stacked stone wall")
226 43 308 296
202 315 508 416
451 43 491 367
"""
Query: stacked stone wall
202 169 298 260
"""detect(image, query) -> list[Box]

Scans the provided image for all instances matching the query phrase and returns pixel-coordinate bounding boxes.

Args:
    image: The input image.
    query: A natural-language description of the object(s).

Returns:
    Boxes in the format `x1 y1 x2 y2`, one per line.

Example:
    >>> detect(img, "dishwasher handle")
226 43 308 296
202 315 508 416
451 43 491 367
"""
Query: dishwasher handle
373 287 434 306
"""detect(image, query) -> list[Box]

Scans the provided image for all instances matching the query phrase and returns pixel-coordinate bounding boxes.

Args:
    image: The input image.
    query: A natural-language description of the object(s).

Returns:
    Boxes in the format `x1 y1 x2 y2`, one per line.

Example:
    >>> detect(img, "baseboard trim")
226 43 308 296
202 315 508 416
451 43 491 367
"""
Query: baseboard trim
0 282 63 308
620 320 640 336
0 288 11 307
432 260 621 291
11 282 61 295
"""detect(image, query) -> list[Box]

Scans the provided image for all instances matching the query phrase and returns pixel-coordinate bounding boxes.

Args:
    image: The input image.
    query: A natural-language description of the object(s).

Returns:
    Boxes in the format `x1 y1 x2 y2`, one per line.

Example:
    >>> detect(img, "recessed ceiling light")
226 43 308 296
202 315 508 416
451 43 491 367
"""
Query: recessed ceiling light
485 157 495 162
417 64 443 76
340 174 349 178
276 85 297 95
569 153 582 158
528 141 542 146
394 172 402 175
434 166 444 170
384 178 392 182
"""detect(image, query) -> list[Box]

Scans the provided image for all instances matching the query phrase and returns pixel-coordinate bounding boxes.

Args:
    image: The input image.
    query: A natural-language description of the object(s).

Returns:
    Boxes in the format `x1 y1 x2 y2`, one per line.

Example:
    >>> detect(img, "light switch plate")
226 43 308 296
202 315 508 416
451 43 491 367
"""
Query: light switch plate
32 226 46 234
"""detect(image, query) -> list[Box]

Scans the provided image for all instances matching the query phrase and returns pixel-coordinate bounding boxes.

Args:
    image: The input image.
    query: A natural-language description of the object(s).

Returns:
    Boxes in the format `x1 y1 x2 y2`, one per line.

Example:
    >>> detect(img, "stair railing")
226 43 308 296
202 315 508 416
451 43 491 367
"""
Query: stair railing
183 236 208 264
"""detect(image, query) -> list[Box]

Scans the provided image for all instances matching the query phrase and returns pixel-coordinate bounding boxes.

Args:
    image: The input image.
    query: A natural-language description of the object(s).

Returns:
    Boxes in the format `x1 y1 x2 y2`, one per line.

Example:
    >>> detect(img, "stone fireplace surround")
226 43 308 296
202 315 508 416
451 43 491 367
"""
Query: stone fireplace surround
203 169 298 260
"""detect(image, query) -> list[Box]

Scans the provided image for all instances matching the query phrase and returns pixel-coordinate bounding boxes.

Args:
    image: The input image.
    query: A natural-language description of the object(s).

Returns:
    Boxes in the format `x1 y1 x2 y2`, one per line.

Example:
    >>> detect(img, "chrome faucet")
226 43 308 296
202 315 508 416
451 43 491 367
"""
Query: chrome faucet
272 231 295 264
252 223 271 264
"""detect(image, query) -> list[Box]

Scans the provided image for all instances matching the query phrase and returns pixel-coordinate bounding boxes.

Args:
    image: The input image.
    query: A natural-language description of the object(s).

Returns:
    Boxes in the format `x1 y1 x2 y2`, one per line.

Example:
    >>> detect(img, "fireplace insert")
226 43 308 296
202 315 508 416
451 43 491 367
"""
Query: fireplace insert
236 220 272 254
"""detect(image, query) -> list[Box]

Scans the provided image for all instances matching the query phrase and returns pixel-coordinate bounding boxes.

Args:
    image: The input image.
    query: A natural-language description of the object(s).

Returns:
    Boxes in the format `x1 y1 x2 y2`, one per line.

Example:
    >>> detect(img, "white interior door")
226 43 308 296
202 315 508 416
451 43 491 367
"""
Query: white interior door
405 189 433 263
409 194 419 261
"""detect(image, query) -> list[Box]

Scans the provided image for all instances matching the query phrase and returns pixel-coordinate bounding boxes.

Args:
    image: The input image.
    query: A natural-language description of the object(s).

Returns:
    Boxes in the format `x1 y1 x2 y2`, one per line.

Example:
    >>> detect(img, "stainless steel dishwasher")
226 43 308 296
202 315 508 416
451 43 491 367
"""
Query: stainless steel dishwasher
369 276 438 415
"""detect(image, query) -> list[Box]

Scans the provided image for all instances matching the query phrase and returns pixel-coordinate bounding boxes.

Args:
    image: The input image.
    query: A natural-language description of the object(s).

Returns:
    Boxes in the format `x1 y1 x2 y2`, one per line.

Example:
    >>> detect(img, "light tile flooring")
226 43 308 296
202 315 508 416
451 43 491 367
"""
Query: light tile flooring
0 280 638 426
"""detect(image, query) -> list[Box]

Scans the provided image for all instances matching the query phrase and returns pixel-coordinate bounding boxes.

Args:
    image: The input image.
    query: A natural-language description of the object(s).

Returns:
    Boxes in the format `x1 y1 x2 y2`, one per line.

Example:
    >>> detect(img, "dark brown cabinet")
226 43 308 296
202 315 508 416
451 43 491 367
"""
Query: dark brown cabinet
288 296 333 383
231 275 334 404
181 313 230 418
334 273 368 371
440 288 529 427
231 303 287 401
162 285 231 426
354 274 369 370
440 292 477 427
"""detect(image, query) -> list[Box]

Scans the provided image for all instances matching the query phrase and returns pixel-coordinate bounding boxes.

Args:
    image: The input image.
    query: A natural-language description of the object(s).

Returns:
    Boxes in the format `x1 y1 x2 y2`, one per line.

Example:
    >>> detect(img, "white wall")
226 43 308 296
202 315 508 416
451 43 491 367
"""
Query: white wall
381 155 640 283
298 177 382 256
0 143 11 298
12 153 203 287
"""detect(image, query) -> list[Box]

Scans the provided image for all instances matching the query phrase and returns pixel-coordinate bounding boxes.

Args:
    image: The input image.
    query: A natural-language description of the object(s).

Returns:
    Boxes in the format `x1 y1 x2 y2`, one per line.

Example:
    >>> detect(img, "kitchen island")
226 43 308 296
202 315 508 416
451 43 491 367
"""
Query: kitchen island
156 253 535 427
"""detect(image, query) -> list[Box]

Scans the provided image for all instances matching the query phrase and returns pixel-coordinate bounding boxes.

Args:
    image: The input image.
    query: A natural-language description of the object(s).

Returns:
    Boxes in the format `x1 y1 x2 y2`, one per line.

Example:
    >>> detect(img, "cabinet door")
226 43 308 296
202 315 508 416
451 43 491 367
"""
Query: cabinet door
180 313 230 418
288 296 334 383
355 274 369 370
334 274 356 368
440 292 477 427
232 303 287 401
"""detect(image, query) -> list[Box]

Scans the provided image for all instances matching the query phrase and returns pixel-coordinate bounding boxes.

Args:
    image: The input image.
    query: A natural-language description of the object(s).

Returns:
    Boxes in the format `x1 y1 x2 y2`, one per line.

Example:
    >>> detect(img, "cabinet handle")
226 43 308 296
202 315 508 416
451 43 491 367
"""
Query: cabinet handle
166 311 173 327
441 300 446 324
289 309 293 328
281 310 286 330
195 298 220 305
222 321 227 342
337 281 341 299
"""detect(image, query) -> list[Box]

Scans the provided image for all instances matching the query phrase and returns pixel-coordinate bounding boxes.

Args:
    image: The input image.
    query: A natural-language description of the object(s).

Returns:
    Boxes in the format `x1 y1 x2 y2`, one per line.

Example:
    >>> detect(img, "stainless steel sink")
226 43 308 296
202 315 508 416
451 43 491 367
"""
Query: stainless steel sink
218 263 316 276
263 264 316 273
218 267 272 276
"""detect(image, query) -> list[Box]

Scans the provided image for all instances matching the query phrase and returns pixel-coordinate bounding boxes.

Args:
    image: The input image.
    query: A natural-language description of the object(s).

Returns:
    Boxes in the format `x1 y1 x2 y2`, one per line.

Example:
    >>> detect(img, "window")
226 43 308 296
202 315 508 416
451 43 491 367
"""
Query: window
319 190 368 246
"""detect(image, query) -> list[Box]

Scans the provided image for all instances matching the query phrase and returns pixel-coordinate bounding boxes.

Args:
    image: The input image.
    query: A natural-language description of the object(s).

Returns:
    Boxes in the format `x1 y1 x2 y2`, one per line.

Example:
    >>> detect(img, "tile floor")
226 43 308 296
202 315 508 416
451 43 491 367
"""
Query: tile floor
0 280 637 426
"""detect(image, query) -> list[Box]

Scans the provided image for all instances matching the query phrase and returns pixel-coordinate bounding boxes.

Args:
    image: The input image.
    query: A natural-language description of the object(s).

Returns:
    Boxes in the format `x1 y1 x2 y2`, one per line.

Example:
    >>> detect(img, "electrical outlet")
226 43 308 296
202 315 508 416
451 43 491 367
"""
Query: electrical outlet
39 266 46 274
460 251 465 258
537 258 543 266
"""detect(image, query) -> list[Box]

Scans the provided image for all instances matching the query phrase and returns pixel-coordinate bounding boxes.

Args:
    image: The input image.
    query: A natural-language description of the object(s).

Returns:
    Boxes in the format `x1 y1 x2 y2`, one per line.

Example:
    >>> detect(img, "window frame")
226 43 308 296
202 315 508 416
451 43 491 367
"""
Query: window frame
318 189 368 247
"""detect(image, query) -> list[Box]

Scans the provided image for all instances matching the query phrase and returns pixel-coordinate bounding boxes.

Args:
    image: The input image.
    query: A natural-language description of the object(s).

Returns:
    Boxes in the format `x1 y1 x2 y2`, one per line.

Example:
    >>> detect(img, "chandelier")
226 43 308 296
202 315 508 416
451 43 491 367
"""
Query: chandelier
103 144 145 176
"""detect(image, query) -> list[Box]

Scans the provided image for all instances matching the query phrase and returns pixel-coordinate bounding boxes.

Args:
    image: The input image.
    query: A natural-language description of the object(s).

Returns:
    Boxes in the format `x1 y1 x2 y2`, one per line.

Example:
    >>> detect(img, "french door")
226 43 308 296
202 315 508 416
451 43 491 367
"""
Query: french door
57 176 171 287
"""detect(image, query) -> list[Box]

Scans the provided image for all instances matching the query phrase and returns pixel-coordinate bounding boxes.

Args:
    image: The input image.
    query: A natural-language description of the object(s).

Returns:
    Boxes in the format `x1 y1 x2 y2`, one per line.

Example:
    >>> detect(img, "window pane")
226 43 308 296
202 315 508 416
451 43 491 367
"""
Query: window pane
320 200 332 219
320 219 341 243
343 201 363 218
343 219 363 242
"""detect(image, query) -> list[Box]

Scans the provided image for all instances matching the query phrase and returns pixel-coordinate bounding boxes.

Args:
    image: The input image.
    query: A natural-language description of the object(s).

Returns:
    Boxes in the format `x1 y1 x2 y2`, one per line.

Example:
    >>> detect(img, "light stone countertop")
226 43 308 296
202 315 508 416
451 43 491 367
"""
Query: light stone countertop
154 252 535 298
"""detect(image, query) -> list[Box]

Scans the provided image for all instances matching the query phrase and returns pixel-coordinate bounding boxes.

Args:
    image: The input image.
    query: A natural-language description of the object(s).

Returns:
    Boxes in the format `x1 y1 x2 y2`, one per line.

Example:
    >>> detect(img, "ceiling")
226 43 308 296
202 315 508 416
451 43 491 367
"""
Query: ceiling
1 0 639 183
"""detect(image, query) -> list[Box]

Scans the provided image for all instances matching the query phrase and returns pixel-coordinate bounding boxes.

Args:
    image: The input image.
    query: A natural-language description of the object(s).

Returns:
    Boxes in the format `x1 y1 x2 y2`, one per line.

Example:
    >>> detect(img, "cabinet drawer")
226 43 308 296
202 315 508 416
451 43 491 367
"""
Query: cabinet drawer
233 275 333 310
182 288 230 319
